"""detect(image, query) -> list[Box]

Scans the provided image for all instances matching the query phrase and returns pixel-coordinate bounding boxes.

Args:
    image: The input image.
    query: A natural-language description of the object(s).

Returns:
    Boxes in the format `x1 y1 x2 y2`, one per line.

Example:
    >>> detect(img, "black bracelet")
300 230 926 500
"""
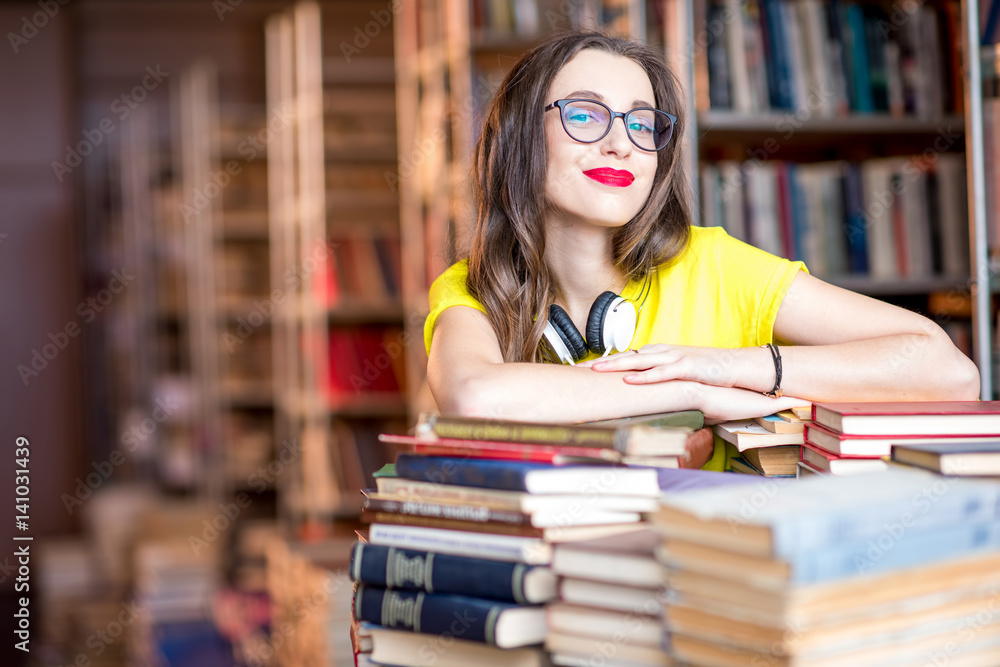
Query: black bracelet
761 343 783 398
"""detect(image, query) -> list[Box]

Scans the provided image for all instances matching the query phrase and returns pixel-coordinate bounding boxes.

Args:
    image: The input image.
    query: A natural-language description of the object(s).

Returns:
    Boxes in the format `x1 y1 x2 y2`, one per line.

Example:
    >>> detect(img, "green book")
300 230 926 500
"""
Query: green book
585 410 705 431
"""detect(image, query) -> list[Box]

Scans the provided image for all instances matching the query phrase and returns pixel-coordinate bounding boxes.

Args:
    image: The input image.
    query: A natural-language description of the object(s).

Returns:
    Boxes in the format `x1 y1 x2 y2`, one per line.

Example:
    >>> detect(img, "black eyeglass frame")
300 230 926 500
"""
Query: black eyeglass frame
543 98 678 152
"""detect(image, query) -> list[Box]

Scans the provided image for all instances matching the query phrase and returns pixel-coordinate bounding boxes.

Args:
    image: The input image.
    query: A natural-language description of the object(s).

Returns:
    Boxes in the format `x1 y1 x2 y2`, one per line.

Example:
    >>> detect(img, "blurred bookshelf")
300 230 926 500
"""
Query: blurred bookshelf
265 0 410 535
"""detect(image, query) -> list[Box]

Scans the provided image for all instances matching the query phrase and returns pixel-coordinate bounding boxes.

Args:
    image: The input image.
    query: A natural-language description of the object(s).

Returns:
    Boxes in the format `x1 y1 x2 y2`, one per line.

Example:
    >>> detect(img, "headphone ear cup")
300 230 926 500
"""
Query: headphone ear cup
586 291 621 354
547 304 588 362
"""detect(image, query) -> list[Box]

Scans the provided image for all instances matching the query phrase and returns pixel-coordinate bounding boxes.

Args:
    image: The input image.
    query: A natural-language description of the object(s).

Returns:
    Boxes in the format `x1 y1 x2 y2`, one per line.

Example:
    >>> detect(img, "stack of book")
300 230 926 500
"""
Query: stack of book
547 527 671 666
655 468 1000 665
349 412 694 667
802 401 1000 476
715 411 807 477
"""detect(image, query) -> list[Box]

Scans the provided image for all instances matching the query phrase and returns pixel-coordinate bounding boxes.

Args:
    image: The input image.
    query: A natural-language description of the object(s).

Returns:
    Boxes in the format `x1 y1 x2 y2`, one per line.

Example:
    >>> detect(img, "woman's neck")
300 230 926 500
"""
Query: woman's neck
544 218 626 321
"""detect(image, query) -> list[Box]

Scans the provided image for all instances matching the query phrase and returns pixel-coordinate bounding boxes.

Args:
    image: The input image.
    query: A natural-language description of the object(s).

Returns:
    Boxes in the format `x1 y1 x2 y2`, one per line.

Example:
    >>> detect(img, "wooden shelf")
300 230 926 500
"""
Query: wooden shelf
322 56 395 84
698 112 966 135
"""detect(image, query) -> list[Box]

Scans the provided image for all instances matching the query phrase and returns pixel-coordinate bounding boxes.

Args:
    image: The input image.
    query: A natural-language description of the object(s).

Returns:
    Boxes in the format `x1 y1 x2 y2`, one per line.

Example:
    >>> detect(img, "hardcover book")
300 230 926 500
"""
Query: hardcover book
891 440 1000 476
812 401 1000 436
362 490 639 527
393 454 660 496
349 542 557 603
655 468 1000 557
367 626 549 667
415 412 690 456
353 585 545 648
800 442 888 475
372 478 659 513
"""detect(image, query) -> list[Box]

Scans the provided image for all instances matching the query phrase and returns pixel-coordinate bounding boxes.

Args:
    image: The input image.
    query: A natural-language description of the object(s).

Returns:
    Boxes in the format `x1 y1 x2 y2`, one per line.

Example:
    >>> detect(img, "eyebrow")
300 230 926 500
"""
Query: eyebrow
563 90 655 109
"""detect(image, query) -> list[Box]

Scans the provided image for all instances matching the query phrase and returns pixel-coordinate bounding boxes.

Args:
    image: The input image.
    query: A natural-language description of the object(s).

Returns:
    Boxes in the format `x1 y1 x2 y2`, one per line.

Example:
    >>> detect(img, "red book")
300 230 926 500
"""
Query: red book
800 441 888 475
812 401 1000 437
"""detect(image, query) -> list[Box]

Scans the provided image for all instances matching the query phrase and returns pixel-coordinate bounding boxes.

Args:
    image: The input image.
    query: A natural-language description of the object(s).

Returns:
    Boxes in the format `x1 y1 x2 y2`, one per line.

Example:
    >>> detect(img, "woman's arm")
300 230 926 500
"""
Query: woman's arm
589 271 981 401
427 305 807 423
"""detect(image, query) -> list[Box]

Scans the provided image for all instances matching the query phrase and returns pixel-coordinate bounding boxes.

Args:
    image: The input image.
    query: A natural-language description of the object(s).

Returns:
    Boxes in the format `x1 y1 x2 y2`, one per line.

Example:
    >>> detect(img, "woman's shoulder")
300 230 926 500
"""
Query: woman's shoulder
430 258 471 292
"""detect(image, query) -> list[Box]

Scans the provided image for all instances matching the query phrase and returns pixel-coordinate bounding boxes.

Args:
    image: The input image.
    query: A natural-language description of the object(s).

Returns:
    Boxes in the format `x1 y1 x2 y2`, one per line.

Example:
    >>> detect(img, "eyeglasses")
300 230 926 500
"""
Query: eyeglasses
544 98 677 152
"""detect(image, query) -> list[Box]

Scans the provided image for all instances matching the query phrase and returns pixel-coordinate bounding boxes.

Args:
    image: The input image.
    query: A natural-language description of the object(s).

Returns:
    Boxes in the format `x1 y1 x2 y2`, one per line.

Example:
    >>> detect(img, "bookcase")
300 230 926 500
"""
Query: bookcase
265 0 410 531
393 0 998 399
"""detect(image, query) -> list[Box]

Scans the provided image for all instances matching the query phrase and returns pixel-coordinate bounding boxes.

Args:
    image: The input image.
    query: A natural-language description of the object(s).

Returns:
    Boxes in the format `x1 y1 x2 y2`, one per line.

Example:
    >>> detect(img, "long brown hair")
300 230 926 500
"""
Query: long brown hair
467 31 692 362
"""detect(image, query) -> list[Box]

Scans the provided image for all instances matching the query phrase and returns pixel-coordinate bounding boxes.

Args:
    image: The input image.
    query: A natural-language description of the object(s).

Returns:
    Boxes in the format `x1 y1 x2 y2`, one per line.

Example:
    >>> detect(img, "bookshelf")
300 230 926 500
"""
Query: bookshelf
683 0 997 397
265 1 409 531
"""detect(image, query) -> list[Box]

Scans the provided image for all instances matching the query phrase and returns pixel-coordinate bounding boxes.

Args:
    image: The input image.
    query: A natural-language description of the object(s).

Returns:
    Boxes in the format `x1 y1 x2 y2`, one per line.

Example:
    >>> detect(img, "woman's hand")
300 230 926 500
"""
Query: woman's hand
583 343 773 392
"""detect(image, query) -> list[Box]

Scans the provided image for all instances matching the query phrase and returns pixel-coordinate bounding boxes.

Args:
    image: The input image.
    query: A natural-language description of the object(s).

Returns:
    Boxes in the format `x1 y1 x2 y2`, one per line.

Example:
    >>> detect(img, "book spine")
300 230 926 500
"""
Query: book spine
395 454 532 492
381 433 620 461
350 543 537 603
362 496 531 525
353 584 521 645
368 523 551 564
420 414 624 451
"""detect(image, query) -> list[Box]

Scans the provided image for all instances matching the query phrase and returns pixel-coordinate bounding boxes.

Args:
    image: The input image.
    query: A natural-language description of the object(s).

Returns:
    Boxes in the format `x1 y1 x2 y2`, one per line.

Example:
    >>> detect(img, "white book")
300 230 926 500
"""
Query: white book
368 523 553 564
794 167 827 276
861 160 898 279
559 576 664 614
747 163 782 257
817 162 848 276
724 0 753 113
780 0 809 111
547 603 663 647
799 0 836 117
719 161 747 242
935 153 969 277
552 546 665 587
369 626 549 667
899 168 932 278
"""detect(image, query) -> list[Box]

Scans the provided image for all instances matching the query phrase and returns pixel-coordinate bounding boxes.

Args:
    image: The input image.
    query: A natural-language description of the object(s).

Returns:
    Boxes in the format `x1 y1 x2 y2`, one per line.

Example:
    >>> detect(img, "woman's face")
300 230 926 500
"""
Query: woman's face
543 49 660 230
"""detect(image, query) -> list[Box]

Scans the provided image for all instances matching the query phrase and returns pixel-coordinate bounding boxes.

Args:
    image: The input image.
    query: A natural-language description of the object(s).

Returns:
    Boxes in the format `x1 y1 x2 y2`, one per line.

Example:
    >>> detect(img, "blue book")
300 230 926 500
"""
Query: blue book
841 164 869 274
394 454 660 496
349 542 558 603
352 584 545 648
761 0 794 109
658 468 1000 557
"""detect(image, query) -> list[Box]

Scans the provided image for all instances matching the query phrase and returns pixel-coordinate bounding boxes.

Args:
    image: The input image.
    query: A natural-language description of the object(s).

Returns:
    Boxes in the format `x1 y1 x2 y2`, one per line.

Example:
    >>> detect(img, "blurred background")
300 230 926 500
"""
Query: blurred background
1 0 999 664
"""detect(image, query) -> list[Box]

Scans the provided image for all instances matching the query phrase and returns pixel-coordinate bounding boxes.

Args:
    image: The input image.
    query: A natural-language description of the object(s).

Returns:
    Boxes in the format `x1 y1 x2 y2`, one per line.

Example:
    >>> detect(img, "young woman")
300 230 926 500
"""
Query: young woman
422 32 980 470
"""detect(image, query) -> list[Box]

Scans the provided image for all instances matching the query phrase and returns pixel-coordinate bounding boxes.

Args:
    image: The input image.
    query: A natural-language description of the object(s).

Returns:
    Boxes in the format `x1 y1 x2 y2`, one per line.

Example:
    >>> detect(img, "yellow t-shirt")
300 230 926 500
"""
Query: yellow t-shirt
424 225 808 470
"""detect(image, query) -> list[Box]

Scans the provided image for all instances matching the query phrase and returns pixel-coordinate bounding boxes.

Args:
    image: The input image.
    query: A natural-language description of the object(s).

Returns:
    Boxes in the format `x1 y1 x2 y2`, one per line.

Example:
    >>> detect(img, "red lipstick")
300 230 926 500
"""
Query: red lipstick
583 168 635 187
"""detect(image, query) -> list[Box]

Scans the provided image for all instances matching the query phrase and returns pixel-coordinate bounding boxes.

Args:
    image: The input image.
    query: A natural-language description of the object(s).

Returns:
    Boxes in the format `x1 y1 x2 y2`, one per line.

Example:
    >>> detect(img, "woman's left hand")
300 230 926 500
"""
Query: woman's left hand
581 343 748 388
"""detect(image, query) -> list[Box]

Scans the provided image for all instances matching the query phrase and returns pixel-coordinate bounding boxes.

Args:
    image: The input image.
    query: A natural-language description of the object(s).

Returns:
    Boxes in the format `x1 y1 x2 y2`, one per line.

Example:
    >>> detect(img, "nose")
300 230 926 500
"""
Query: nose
600 115 633 157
